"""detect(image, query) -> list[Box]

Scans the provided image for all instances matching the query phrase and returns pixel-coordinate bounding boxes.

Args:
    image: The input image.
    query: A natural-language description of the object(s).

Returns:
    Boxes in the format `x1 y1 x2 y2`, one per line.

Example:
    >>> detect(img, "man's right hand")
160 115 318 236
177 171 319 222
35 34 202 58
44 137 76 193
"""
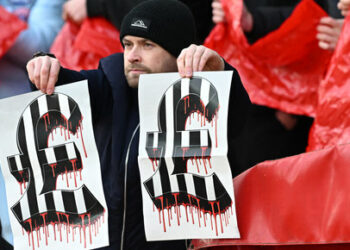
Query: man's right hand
26 56 61 95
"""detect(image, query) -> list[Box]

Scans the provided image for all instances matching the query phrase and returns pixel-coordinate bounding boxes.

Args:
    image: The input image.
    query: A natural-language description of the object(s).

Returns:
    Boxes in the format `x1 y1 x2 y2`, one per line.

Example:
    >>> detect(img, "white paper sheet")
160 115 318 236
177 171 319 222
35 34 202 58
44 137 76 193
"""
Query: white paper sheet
138 72 240 241
0 81 109 250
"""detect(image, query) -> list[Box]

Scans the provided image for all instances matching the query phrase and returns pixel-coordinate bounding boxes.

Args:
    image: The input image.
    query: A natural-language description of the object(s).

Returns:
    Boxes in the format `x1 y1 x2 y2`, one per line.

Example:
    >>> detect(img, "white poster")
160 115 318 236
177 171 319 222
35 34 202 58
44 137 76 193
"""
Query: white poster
0 81 109 250
138 72 240 240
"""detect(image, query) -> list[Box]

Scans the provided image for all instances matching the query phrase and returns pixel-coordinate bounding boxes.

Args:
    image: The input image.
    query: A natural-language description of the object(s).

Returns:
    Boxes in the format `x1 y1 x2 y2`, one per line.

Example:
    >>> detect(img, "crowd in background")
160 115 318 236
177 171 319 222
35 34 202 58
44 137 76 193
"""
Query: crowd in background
1 0 350 249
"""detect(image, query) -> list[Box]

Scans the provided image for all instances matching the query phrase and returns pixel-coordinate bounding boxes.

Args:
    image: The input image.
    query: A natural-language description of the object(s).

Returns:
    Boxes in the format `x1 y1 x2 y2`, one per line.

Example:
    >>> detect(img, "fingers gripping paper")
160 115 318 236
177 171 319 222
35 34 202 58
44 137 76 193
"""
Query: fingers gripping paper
0 81 109 250
138 72 240 240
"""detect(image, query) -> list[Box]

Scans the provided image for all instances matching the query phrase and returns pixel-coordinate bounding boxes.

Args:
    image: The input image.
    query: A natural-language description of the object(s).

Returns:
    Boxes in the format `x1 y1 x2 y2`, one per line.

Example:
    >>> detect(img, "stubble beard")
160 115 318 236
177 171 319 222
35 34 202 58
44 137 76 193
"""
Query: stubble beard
125 63 151 88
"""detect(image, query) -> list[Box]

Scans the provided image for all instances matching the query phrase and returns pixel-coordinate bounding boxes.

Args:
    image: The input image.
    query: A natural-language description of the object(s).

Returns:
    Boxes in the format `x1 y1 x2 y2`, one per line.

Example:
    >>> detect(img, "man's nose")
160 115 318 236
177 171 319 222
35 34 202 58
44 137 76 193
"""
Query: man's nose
127 46 141 63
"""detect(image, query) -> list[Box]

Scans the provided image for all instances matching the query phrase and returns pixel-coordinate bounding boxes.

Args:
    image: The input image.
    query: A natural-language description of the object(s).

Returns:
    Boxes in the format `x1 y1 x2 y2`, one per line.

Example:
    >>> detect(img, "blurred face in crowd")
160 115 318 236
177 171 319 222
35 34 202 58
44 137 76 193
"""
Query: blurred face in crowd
123 35 178 88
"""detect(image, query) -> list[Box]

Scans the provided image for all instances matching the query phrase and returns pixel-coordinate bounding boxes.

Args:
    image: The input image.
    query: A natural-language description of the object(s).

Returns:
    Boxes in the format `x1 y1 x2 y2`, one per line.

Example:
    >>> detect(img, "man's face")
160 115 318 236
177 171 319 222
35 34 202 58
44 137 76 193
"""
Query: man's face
123 35 178 88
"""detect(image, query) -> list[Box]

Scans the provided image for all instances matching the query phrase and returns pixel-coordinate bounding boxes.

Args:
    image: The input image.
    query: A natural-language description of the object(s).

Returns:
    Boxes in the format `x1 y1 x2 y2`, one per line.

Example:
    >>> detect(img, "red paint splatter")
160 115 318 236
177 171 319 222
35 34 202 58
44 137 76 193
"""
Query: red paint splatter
22 211 105 250
152 195 232 236
43 113 50 131
184 96 190 114
182 147 189 160
79 121 88 158
194 155 200 173
70 159 78 187
50 163 57 177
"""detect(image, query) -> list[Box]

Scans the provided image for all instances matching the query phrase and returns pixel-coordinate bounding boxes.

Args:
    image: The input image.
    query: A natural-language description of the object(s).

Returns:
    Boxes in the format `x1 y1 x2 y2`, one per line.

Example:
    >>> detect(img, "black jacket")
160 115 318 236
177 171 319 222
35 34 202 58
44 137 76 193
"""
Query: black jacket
53 53 251 249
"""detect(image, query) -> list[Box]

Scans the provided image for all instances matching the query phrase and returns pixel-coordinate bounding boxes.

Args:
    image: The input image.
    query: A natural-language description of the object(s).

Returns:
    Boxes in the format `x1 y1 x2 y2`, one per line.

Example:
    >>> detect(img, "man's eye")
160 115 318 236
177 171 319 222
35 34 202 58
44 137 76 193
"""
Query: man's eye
124 42 132 48
144 43 154 48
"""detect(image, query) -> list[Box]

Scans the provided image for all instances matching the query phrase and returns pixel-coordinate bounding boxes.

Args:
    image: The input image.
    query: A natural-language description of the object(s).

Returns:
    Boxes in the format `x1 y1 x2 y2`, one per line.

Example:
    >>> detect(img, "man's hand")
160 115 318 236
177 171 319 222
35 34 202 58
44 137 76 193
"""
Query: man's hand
316 17 344 51
177 45 225 78
62 0 87 24
26 56 61 95
338 0 350 16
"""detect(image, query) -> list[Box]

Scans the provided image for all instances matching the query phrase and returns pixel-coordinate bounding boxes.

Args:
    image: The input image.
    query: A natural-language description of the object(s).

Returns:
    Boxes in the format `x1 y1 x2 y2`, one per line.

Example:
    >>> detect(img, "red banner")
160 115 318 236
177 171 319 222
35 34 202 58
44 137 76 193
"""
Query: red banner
50 18 123 71
193 144 350 249
204 0 331 116
307 14 350 151
0 6 27 59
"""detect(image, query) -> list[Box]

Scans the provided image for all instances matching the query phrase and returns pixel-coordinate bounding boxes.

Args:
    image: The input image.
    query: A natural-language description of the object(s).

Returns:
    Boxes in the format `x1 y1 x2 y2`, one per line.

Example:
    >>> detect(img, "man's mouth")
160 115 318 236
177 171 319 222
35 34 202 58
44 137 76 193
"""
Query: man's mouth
129 69 146 74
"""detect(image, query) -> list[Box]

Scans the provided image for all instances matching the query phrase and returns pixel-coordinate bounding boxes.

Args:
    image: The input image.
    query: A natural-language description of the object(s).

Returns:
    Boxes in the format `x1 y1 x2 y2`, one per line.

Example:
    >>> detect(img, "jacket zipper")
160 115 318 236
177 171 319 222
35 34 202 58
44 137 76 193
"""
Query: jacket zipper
120 124 140 250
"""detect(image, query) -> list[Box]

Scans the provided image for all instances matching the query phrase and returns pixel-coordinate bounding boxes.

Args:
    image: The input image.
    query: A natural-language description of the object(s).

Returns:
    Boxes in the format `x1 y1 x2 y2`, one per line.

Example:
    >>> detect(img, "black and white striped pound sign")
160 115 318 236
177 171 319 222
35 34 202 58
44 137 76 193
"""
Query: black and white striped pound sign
7 93 104 239
144 77 232 223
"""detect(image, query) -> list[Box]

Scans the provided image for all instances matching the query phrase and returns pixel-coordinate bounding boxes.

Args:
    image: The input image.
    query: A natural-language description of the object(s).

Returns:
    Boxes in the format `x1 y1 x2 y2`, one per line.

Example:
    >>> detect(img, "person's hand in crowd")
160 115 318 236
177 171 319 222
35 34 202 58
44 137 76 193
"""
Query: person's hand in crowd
241 3 253 32
212 0 253 32
177 44 224 78
62 0 87 24
316 17 344 51
338 0 350 16
275 111 298 131
212 0 226 23
26 56 61 95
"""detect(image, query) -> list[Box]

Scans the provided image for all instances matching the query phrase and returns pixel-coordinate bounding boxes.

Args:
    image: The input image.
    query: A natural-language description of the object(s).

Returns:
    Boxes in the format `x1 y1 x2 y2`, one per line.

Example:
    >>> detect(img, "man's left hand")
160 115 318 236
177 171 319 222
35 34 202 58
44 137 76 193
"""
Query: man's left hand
177 45 225 78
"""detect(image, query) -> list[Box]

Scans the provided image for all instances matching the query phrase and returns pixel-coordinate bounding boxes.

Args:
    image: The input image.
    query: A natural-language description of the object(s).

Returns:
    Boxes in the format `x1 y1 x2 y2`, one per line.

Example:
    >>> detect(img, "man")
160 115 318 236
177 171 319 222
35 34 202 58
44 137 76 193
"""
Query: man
26 0 250 249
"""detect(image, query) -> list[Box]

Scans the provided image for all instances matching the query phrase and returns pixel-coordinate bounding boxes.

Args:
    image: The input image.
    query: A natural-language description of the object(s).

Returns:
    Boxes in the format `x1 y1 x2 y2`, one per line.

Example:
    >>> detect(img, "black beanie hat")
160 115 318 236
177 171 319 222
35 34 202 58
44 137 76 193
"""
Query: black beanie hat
120 0 196 57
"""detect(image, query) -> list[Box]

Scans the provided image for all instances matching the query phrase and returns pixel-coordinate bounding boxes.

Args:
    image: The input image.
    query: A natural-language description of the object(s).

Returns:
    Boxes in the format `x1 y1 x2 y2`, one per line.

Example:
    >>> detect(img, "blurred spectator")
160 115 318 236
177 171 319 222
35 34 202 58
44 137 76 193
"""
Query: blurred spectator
0 0 65 99
212 0 342 45
210 0 343 177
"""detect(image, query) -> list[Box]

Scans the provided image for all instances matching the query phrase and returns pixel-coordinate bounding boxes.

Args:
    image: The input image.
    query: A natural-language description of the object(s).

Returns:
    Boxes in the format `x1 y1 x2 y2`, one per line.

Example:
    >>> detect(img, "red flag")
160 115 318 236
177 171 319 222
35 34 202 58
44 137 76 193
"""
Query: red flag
204 0 331 116
307 14 350 151
193 144 350 249
0 6 27 59
50 18 123 71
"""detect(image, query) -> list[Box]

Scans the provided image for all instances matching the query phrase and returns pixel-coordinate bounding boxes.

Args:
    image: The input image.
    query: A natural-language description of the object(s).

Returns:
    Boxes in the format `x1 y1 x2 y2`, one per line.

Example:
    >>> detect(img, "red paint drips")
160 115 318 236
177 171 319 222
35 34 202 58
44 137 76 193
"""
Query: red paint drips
152 195 232 236
22 211 105 250
183 96 190 114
